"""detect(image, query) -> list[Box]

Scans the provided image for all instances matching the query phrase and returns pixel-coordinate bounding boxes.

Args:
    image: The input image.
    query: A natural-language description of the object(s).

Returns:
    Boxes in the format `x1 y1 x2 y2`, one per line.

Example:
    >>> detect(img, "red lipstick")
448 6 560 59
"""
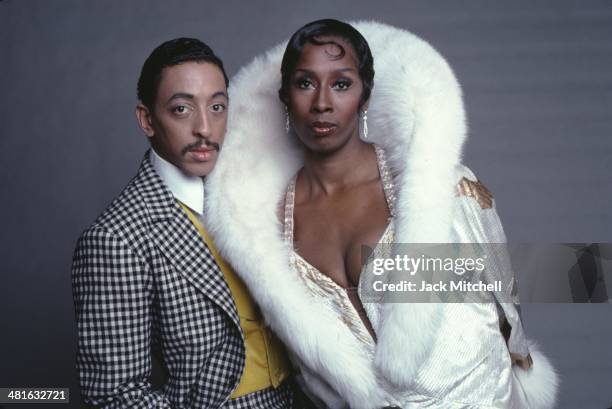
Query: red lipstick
311 121 337 137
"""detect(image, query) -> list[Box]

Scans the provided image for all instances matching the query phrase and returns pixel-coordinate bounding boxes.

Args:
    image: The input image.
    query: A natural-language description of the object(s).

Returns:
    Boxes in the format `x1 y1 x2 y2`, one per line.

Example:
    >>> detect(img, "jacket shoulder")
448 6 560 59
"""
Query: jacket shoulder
80 171 153 250
454 164 494 210
451 164 507 243
454 164 478 183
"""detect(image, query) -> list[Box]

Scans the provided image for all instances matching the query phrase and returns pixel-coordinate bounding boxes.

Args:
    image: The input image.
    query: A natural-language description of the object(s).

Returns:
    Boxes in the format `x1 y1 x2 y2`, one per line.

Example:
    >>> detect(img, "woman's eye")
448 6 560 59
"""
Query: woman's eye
297 79 313 89
333 79 352 90
210 103 226 113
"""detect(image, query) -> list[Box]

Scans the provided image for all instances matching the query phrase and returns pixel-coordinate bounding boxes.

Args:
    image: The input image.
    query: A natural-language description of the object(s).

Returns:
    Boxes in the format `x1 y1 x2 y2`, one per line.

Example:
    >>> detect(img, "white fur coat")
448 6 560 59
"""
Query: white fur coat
205 21 558 408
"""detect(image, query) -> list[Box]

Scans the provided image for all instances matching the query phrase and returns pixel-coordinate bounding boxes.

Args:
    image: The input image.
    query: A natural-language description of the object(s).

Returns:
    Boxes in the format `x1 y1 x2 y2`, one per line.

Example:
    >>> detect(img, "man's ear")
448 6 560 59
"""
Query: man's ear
135 103 155 138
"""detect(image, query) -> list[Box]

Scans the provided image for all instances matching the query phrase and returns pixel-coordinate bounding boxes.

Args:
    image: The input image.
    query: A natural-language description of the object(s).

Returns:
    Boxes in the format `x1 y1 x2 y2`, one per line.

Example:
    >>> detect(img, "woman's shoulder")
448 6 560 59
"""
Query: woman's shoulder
451 164 507 243
454 164 494 210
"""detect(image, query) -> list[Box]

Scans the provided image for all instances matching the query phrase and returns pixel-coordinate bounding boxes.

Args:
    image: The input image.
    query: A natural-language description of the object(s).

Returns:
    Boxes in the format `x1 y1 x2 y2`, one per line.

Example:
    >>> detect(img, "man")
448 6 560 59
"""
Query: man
72 38 292 408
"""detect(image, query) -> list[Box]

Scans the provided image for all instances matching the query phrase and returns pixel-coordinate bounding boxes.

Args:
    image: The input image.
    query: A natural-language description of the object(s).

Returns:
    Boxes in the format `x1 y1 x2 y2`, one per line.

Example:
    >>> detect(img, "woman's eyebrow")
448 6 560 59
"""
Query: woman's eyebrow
294 67 356 74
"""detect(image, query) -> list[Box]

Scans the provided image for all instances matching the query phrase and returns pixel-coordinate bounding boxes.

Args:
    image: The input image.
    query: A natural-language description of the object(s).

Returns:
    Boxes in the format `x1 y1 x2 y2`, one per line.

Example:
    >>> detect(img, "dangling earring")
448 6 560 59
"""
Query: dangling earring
285 106 290 134
361 109 368 139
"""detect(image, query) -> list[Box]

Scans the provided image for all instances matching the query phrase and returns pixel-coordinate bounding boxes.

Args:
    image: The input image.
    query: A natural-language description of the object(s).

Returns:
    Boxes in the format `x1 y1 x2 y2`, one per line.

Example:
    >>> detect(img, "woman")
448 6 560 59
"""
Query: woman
206 20 558 408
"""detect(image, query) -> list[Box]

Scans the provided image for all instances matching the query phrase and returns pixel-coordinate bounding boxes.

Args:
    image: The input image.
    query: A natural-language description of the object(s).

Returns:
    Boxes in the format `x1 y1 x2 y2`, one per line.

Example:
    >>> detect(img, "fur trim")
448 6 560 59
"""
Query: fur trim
512 340 560 409
354 20 467 385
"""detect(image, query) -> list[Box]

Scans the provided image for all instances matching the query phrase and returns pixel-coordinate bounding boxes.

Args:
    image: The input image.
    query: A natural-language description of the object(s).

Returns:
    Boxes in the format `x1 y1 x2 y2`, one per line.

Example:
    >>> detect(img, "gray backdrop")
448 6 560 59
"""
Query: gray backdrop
1 1 611 408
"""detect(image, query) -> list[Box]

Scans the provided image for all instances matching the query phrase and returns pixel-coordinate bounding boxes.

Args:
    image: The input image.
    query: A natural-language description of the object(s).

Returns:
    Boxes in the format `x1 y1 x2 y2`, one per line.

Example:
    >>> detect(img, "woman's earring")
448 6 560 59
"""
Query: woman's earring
285 106 290 134
362 109 368 139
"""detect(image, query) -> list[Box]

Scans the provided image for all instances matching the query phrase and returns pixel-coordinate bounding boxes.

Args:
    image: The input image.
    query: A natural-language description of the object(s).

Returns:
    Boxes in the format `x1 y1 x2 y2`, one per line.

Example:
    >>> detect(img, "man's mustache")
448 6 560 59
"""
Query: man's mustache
181 140 220 155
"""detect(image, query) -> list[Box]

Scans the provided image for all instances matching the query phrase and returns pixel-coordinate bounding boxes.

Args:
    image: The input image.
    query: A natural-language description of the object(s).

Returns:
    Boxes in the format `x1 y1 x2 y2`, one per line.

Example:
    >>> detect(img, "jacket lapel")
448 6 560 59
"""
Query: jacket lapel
134 152 240 329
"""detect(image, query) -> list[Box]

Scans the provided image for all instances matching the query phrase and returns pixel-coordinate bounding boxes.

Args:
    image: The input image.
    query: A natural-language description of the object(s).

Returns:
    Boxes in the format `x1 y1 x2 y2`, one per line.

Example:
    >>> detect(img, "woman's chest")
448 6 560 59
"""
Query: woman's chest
293 189 390 286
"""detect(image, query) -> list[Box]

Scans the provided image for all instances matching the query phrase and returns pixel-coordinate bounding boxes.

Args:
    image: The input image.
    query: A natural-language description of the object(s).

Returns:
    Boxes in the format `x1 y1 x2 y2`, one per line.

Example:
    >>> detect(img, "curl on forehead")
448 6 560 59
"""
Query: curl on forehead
279 19 374 107
295 35 360 73
308 36 349 60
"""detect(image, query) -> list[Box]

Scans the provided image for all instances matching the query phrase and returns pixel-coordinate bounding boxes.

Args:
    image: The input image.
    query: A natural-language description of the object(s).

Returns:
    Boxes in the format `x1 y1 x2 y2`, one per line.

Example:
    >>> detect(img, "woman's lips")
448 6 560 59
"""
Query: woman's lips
311 121 337 137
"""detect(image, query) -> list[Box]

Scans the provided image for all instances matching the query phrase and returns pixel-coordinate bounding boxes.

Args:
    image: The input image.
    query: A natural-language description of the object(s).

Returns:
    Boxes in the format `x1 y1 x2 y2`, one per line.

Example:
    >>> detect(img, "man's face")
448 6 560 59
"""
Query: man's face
137 61 228 177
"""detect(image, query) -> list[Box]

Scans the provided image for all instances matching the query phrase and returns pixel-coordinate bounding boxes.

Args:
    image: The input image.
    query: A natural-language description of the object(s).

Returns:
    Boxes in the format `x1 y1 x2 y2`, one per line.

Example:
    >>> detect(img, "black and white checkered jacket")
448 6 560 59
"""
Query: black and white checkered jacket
72 152 292 409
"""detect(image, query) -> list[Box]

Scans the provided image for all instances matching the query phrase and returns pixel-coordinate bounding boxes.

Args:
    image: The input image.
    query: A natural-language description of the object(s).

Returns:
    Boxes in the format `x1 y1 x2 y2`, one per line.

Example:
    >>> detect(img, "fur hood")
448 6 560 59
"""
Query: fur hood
205 21 557 408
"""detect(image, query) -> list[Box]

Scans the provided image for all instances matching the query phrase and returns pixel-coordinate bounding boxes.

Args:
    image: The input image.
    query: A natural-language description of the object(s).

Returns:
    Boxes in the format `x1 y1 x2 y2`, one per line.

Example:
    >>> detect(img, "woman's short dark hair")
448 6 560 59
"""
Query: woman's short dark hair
279 19 374 109
137 37 229 110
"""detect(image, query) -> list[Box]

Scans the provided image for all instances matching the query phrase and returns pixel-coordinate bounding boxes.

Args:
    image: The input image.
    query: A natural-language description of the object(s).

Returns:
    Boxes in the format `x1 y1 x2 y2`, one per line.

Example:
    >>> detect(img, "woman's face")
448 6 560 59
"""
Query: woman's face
288 36 364 154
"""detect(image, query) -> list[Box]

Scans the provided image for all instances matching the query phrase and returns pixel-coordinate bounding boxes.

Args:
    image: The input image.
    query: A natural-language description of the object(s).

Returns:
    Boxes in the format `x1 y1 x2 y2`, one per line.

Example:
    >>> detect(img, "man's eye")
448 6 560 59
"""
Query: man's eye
210 103 226 113
333 80 352 90
172 105 189 114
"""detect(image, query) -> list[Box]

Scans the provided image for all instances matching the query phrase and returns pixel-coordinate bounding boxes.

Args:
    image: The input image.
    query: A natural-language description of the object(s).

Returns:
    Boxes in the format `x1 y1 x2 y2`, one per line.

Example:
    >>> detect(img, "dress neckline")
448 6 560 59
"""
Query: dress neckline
283 144 396 291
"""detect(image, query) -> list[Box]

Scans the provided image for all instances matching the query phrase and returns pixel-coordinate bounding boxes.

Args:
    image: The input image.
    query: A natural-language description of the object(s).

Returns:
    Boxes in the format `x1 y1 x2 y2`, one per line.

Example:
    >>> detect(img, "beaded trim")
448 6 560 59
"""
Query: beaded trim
292 253 376 349
374 145 397 218
283 177 297 245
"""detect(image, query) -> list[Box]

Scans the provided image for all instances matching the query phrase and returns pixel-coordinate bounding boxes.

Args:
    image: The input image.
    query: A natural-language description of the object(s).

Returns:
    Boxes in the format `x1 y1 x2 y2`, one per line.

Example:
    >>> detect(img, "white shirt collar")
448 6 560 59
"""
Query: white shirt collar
150 148 204 215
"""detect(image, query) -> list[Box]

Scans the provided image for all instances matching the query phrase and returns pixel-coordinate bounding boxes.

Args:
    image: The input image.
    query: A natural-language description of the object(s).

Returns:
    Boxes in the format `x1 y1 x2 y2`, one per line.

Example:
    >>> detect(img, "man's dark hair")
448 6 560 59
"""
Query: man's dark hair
137 37 229 110
279 19 374 109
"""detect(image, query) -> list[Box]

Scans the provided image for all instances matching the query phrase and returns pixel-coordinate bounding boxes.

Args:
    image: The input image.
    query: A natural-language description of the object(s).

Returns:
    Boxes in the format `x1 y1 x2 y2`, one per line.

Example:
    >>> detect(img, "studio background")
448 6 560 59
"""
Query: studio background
1 1 611 408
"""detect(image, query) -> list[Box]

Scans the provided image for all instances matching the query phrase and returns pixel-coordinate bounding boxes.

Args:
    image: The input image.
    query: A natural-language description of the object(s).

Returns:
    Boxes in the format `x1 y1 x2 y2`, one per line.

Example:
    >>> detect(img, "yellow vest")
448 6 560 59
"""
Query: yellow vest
179 203 291 398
